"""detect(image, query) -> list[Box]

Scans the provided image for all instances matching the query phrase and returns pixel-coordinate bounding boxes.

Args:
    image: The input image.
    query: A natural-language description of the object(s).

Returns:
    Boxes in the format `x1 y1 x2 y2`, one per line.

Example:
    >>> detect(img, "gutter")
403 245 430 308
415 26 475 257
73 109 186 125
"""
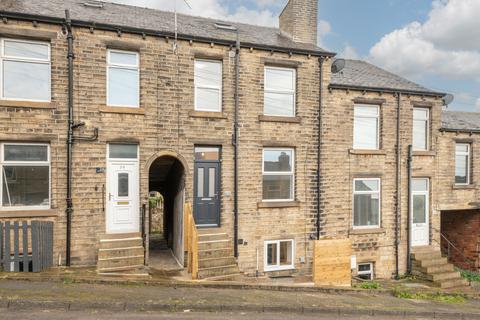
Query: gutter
329 84 446 98
394 93 401 278
316 57 325 240
0 11 336 58
440 128 480 134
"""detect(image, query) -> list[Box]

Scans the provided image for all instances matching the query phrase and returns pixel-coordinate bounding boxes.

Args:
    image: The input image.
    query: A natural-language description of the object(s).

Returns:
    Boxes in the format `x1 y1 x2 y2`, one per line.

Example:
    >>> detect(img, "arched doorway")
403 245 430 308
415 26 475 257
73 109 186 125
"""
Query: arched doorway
148 154 186 269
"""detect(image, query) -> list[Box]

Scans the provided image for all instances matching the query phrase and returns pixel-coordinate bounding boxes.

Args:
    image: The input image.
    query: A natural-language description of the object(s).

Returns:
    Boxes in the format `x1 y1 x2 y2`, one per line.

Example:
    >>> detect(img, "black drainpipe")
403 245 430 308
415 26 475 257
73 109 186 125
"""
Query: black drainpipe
407 144 413 274
394 92 401 278
233 32 240 258
65 9 74 267
316 57 325 240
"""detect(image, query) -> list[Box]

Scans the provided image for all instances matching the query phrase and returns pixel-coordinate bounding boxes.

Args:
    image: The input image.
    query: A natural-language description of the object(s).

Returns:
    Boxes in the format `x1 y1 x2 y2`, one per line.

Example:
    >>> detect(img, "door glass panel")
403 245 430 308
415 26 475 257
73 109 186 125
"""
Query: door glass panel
197 168 204 197
195 147 220 161
413 194 426 224
208 167 215 197
109 144 138 159
118 173 129 197
267 243 277 266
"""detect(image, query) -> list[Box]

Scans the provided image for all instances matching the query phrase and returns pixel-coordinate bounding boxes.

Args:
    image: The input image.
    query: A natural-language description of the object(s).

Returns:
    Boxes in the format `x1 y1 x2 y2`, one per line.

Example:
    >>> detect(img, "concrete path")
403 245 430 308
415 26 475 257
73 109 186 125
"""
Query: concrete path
0 279 479 319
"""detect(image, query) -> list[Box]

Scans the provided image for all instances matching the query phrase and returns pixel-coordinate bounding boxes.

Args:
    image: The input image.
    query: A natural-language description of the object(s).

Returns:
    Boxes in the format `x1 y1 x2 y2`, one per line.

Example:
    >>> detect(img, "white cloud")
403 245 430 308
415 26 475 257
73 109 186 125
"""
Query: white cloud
317 20 331 48
369 0 480 81
105 0 279 27
339 44 360 60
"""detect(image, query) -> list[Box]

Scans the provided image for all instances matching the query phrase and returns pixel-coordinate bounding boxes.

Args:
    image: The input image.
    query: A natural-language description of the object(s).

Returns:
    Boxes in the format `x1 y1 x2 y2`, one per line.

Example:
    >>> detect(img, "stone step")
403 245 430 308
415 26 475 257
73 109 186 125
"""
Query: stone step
99 238 143 249
413 262 454 274
100 233 142 240
198 247 233 259
199 256 236 269
198 239 230 250
412 246 436 254
97 255 144 270
428 271 463 282
198 233 229 242
412 251 442 261
436 278 470 289
198 264 239 279
98 264 145 273
98 246 144 260
418 257 449 268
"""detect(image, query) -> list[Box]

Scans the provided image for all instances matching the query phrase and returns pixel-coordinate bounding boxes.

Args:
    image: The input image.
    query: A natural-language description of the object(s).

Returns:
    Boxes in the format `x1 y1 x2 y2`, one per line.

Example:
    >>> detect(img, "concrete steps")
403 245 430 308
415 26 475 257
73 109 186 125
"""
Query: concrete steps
411 246 469 289
196 230 240 280
97 233 147 277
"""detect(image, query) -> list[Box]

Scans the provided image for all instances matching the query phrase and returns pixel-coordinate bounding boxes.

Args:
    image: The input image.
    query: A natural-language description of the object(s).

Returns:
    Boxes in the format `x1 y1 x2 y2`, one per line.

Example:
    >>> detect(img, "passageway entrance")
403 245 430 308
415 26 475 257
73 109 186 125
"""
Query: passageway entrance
148 155 185 269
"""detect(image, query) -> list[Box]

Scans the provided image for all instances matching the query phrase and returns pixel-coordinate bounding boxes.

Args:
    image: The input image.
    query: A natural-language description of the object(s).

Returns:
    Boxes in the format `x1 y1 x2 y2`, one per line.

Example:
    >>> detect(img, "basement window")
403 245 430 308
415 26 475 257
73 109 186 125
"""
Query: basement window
0 38 51 102
264 239 294 272
1 143 50 210
357 262 374 280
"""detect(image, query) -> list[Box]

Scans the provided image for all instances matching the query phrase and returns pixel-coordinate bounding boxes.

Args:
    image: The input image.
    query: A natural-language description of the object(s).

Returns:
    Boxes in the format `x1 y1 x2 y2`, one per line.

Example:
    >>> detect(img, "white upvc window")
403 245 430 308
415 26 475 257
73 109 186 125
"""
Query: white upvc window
413 108 430 151
264 239 294 271
0 38 51 102
264 66 296 117
194 59 222 112
357 262 374 280
455 143 471 185
107 49 139 107
262 148 294 201
353 178 381 228
1 143 50 210
353 104 379 150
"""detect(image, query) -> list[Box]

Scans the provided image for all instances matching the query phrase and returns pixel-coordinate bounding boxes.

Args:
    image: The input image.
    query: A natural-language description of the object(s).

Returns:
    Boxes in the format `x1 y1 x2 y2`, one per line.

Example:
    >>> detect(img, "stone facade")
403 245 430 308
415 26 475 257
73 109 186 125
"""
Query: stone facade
279 0 318 45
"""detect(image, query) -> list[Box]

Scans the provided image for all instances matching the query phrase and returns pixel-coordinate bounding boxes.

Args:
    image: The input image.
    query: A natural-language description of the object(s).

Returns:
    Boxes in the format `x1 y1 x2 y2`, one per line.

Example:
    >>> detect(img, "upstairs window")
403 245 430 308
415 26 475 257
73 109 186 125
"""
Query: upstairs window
264 67 296 117
353 178 380 228
262 148 294 201
413 108 429 150
353 105 379 150
1 39 51 102
455 143 471 185
107 49 139 107
194 59 222 112
1 143 50 210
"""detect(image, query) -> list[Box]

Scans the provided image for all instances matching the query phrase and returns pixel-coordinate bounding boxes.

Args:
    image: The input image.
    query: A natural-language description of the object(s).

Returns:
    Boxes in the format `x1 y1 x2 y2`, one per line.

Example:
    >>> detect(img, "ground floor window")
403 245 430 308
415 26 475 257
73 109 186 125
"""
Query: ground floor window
1 143 50 210
357 262 374 280
353 178 380 228
264 239 294 271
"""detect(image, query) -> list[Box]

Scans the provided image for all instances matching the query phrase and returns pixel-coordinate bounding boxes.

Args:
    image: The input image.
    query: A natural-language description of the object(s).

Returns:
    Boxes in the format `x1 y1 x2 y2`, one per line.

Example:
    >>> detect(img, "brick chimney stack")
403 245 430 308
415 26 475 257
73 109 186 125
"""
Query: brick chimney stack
279 0 318 45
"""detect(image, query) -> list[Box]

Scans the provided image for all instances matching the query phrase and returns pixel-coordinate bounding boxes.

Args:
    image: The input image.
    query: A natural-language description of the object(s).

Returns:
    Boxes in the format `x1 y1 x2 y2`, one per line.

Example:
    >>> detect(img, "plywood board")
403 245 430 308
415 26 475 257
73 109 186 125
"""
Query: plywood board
313 239 352 287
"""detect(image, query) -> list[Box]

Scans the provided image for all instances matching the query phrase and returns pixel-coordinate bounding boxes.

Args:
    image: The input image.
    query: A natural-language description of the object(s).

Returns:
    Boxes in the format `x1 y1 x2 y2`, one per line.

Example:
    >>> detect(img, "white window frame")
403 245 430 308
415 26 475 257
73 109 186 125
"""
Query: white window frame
107 143 139 161
413 107 430 151
264 239 295 272
352 178 381 229
353 104 380 150
262 148 295 202
0 142 51 211
0 38 51 102
194 59 222 112
106 49 140 108
455 143 471 185
357 262 374 280
264 66 296 117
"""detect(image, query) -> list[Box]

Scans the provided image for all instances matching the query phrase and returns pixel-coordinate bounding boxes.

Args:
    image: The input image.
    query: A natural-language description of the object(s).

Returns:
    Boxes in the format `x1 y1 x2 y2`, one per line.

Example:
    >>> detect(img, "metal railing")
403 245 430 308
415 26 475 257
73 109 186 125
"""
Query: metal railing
433 229 477 270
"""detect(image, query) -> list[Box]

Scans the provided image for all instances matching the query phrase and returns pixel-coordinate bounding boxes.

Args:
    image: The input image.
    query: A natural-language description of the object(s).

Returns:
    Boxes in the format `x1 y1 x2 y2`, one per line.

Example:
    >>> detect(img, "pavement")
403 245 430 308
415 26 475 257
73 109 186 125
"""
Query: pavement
0 279 480 319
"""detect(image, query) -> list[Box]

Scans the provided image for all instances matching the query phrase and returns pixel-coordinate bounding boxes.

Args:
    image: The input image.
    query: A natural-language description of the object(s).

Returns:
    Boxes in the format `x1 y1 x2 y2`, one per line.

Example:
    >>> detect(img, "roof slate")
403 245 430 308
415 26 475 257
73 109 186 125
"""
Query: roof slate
330 59 443 95
0 0 331 54
442 111 480 131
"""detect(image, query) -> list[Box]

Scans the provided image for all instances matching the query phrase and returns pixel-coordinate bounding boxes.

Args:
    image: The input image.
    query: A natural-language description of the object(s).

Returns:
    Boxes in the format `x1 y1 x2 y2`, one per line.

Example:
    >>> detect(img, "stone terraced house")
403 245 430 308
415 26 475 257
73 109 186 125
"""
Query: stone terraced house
0 0 478 285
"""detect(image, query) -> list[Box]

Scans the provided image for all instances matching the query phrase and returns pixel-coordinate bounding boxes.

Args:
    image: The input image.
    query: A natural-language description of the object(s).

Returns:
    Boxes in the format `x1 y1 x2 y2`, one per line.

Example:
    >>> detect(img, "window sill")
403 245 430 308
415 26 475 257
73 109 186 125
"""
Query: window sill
0 209 58 218
257 201 300 209
258 115 301 123
349 149 387 155
349 228 385 235
0 100 56 109
100 106 145 115
412 150 436 157
452 184 476 190
264 266 295 273
189 110 227 119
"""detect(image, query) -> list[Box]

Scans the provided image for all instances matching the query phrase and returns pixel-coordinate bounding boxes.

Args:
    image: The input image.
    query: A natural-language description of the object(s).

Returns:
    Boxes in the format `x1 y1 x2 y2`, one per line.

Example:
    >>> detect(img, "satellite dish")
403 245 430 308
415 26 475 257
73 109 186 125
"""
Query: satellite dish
442 94 454 106
331 59 346 74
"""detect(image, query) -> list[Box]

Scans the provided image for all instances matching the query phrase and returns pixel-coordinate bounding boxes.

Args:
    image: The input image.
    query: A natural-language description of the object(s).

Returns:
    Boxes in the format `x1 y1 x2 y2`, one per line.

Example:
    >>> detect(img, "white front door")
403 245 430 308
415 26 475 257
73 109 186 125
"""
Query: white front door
411 178 429 247
106 144 139 234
